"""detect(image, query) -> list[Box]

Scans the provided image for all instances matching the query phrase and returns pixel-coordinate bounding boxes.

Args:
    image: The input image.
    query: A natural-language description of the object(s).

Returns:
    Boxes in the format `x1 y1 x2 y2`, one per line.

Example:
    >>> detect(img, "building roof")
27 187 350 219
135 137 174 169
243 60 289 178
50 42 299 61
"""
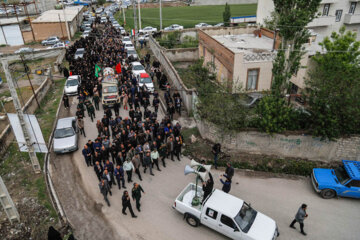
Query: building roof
212 34 274 54
206 189 243 218
0 17 26 26
32 6 83 23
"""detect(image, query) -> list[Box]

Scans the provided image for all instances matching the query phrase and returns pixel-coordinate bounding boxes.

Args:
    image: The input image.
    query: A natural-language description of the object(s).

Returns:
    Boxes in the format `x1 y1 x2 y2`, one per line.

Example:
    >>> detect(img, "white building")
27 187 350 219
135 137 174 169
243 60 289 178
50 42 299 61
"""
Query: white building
257 0 360 39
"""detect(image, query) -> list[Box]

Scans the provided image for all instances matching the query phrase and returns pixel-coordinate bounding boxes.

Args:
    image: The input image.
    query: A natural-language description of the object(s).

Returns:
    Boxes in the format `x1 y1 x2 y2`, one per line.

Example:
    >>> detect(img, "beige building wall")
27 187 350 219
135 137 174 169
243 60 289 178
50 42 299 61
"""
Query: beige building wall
32 22 69 41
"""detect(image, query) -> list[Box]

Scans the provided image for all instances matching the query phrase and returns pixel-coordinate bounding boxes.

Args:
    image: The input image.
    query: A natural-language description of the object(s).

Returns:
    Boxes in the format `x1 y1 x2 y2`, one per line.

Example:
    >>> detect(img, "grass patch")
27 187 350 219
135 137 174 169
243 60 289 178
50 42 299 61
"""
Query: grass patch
0 44 8 47
175 67 197 89
115 4 257 31
25 41 39 45
73 31 83 40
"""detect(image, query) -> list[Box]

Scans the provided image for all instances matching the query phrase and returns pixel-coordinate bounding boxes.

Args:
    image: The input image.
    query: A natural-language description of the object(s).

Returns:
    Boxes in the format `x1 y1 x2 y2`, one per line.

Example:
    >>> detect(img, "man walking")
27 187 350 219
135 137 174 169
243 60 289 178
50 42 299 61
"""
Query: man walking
77 117 86 137
82 145 92 167
87 102 96 122
212 143 221 169
114 165 126 190
122 191 137 218
99 179 111 207
131 183 145 212
290 204 308 236
94 161 103 181
151 148 161 171
63 94 70 109
143 151 154 176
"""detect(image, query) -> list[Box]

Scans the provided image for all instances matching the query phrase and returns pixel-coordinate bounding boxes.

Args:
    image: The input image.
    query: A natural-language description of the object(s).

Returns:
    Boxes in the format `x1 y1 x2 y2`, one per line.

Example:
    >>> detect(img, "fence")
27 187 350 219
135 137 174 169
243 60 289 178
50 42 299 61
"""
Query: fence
149 36 197 113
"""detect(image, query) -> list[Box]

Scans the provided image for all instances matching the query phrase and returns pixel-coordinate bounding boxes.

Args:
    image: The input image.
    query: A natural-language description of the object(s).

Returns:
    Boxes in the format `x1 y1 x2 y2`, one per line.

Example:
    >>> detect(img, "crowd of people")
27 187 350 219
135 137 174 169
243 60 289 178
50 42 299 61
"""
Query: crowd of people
64 23 185 212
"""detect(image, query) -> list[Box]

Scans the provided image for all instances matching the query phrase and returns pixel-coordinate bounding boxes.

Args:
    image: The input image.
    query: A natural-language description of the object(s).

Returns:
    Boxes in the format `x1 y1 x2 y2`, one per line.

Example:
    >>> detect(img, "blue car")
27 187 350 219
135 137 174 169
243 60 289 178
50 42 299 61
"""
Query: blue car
311 160 360 199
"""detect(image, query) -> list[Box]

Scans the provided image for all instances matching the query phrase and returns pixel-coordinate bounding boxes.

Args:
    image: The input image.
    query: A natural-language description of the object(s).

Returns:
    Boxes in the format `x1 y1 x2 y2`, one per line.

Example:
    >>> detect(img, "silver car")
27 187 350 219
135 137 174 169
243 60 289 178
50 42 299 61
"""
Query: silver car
74 48 85 59
53 117 78 154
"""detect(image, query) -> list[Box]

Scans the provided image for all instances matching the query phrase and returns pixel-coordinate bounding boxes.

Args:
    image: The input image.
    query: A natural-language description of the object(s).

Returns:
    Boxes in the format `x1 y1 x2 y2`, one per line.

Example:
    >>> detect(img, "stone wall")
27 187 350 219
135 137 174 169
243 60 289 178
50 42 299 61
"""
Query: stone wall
164 47 199 62
149 36 196 113
196 120 360 162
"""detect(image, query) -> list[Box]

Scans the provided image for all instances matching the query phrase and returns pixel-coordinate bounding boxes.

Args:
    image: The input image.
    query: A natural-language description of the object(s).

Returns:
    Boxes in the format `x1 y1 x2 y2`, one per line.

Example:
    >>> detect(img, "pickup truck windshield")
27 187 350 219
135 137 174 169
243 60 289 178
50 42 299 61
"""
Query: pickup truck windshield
234 202 257 233
103 86 118 93
334 166 350 184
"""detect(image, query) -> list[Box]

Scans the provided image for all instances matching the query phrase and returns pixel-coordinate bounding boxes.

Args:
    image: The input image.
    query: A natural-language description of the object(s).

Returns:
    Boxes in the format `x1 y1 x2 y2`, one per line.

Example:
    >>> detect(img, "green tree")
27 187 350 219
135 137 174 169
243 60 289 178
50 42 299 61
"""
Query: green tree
271 0 321 96
306 27 360 139
223 3 231 27
97 0 106 6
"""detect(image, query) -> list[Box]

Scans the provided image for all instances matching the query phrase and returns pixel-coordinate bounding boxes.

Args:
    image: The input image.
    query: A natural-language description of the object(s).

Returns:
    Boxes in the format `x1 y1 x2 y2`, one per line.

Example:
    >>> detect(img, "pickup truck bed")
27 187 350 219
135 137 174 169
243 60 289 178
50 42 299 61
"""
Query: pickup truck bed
174 183 203 219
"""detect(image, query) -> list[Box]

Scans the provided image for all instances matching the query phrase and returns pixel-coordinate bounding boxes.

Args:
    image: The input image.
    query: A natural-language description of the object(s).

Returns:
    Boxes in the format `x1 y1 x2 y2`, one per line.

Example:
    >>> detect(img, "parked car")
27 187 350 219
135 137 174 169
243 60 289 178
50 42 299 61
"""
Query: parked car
139 26 157 34
137 73 154 93
124 43 134 50
123 36 131 43
100 16 107 24
127 49 138 59
80 23 91 32
95 8 104 14
195 22 212 28
15 47 35 54
53 117 78 154
131 61 146 77
64 75 81 95
173 183 279 240
47 42 66 49
311 160 360 199
138 33 149 42
214 23 224 27
82 30 90 38
164 24 184 31
240 92 263 108
74 48 85 59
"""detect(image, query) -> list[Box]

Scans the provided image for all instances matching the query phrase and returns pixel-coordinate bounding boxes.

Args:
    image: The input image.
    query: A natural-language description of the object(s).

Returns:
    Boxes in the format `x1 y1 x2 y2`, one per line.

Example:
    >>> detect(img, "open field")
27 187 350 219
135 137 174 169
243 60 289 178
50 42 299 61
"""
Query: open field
115 4 257 30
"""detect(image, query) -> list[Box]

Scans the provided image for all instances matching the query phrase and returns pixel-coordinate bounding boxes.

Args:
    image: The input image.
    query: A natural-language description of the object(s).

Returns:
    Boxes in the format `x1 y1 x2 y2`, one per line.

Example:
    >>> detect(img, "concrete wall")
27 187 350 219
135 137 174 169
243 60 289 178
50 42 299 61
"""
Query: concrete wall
191 0 257 6
22 30 34 43
196 120 360 162
164 47 199 62
149 36 196 113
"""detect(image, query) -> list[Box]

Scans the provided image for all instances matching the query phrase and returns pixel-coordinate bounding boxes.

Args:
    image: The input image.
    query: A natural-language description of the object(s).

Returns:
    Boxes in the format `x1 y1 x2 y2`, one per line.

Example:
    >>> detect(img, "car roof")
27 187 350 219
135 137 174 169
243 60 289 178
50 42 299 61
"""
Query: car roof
56 117 75 129
247 92 263 98
132 62 142 66
67 75 80 80
140 73 150 78
206 189 243 218
342 160 360 180
76 48 85 51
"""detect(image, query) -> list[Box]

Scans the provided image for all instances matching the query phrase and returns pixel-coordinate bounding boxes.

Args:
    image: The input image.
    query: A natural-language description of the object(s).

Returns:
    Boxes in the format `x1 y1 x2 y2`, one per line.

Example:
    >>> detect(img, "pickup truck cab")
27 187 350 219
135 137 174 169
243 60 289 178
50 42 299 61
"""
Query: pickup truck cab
173 183 279 240
311 160 360 199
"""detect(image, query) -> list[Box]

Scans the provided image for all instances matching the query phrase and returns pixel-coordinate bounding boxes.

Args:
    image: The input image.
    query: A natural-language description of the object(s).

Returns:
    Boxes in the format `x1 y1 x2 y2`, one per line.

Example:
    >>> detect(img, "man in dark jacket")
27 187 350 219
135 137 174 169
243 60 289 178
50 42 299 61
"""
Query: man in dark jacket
94 161 103 181
225 162 234 180
143 151 154 176
99 179 111 207
114 164 126 189
122 190 137 218
212 143 221 169
82 145 92 167
290 204 308 235
131 183 145 212
220 174 231 193
202 172 214 203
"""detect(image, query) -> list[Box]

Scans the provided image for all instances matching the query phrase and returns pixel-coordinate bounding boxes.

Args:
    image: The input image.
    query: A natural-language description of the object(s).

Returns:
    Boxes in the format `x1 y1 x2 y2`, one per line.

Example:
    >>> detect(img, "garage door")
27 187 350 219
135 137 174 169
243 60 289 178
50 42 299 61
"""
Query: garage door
3 24 24 46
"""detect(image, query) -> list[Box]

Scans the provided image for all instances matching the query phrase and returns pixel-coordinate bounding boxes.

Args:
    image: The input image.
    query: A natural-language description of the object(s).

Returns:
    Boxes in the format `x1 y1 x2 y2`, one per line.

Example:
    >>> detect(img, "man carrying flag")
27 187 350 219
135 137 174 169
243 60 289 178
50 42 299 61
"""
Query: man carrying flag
95 64 101 77
116 62 122 74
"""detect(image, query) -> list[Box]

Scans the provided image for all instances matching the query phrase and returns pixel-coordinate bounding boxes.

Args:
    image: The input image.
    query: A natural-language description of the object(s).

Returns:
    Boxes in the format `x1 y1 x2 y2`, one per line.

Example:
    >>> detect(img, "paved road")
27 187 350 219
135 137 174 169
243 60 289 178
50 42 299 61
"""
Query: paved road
50 96 360 240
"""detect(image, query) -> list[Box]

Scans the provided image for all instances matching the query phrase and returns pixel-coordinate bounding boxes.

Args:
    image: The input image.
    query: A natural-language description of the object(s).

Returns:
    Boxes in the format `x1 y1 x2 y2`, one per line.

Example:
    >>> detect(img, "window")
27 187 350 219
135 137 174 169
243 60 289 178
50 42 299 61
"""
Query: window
323 4 330 16
349 2 357 14
220 215 236 229
206 208 218 219
335 10 343 22
246 69 259 91
348 180 360 187
203 46 206 57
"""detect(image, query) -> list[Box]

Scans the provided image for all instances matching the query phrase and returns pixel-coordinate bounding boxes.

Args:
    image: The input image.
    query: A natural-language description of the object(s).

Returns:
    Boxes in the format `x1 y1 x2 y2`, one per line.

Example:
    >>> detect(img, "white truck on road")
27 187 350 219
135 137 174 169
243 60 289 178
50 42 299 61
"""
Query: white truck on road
173 183 279 240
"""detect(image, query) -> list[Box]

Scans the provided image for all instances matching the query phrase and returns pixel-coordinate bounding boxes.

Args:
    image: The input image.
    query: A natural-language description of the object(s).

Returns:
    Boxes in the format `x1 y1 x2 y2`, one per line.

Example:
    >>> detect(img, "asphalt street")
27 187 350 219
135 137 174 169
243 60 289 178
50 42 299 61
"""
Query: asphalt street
50 96 360 240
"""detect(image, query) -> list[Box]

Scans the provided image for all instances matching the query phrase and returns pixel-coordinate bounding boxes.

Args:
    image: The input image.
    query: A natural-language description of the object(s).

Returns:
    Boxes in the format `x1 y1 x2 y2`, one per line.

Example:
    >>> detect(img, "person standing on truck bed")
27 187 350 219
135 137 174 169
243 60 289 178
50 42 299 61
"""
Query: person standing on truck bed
290 204 308 236
220 174 232 193
202 172 214 203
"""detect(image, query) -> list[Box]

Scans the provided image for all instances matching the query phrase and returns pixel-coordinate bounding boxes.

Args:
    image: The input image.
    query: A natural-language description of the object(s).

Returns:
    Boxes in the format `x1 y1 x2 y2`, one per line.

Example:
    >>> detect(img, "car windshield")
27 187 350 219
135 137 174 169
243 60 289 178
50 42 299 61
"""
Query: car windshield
334 166 350 184
104 86 118 93
133 65 144 71
66 79 78 86
140 77 152 84
76 49 84 54
234 202 257 233
54 127 75 139
128 50 136 54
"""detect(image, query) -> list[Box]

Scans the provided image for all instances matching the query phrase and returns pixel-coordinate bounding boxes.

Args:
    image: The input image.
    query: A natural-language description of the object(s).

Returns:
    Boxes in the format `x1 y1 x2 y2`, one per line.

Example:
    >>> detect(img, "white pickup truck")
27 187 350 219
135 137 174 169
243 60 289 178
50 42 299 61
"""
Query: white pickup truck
173 183 279 240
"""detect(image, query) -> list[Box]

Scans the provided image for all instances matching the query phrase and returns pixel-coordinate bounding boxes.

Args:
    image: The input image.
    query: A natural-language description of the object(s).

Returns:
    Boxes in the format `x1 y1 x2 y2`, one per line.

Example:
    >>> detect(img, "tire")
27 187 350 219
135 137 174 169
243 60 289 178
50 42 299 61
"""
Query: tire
186 215 199 227
320 189 336 199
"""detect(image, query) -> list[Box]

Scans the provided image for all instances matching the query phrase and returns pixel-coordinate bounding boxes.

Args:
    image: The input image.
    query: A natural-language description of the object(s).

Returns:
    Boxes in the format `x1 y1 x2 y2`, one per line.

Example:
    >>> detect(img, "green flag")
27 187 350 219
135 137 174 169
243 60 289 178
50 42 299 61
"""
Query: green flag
95 64 101 77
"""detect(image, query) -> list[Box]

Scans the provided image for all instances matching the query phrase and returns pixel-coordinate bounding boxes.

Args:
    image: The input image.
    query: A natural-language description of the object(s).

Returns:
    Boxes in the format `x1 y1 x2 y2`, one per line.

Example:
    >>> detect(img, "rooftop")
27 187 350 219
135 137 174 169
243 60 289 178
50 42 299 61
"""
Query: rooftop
0 17 26 25
32 6 83 23
212 34 274 54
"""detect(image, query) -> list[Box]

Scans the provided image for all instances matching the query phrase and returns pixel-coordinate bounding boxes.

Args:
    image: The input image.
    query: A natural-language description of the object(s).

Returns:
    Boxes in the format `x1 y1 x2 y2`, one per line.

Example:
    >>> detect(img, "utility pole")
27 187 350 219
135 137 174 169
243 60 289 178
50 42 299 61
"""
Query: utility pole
137 0 141 30
132 0 138 38
62 4 71 41
1 59 41 174
122 7 126 25
159 0 162 30
0 176 20 224
20 55 40 109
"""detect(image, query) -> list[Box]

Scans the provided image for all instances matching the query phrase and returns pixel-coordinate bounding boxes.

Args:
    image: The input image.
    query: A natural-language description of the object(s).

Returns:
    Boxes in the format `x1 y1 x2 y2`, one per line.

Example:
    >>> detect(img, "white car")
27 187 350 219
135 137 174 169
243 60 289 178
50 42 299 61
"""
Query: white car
164 24 184 31
64 75 81 95
100 17 107 24
137 73 154 93
82 30 91 38
138 33 149 42
125 43 134 50
139 26 157 34
123 36 131 42
174 183 279 240
131 62 146 77
214 23 224 27
74 48 85 59
47 42 66 49
195 22 212 28
53 117 78 154
127 49 138 59
15 47 35 54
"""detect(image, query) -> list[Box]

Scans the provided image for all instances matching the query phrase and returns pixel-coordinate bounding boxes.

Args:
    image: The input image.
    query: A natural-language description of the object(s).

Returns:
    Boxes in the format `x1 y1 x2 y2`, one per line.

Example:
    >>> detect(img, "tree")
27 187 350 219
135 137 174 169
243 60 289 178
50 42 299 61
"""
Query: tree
97 0 106 6
306 27 360 139
271 0 321 96
223 3 231 27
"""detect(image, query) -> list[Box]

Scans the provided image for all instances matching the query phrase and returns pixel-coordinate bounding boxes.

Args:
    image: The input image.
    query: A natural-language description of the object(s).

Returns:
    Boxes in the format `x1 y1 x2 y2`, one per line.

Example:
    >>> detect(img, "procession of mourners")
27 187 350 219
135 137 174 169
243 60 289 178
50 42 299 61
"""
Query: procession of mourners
63 19 184 212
